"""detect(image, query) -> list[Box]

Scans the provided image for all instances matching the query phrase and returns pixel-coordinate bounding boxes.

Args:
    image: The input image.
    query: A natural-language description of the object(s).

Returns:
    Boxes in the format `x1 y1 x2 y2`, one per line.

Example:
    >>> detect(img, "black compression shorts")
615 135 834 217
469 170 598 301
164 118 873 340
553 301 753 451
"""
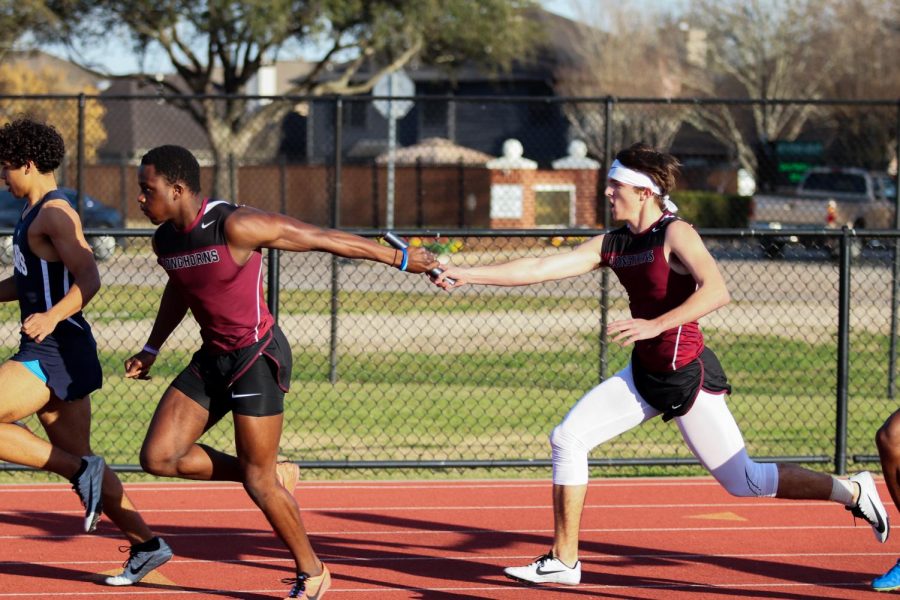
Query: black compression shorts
172 325 293 417
631 346 731 422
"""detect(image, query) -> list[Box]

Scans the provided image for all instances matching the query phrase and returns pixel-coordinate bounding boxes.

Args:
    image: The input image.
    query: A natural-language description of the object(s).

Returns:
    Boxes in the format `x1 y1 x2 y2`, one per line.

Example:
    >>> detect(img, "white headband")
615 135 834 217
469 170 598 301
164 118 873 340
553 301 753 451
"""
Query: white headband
608 159 678 213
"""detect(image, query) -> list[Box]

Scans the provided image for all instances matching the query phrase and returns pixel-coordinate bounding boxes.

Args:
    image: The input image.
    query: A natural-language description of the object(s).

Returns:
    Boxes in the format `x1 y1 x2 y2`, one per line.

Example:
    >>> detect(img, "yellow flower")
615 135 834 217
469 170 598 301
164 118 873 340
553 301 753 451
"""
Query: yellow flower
551 236 564 247
409 237 423 247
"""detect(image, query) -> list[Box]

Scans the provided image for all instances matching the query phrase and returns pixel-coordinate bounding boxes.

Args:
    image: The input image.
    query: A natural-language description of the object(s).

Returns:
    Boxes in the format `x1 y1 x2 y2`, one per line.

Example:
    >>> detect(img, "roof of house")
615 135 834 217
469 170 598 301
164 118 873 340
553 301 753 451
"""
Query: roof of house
99 77 211 160
375 137 494 166
4 50 106 90
291 7 592 90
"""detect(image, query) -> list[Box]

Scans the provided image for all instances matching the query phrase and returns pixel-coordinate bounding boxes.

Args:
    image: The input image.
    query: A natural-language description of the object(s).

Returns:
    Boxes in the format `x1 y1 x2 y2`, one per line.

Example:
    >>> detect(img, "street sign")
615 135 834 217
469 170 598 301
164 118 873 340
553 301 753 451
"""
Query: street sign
373 70 415 229
373 70 415 119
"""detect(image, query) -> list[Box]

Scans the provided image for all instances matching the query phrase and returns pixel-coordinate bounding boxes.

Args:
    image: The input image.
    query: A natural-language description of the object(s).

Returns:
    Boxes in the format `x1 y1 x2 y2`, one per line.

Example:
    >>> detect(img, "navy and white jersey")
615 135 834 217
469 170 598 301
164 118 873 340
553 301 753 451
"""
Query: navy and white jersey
153 198 274 354
600 212 704 372
12 189 91 336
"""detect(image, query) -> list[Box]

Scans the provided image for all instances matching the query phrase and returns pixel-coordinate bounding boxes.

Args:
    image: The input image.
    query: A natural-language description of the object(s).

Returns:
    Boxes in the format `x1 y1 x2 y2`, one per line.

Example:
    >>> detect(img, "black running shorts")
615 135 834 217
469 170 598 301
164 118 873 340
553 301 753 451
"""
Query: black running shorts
631 346 731 422
12 332 102 401
172 325 293 417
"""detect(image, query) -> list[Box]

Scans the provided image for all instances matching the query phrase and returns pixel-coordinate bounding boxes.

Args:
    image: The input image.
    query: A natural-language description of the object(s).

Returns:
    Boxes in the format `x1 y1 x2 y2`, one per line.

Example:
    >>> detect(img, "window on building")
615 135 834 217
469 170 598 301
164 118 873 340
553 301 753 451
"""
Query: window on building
422 99 448 127
534 185 575 227
343 101 368 128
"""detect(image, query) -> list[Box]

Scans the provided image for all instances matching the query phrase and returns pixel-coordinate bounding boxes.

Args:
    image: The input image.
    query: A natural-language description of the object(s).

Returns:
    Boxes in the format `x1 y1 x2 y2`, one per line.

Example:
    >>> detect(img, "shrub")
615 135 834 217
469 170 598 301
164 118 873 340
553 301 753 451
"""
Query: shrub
670 191 751 228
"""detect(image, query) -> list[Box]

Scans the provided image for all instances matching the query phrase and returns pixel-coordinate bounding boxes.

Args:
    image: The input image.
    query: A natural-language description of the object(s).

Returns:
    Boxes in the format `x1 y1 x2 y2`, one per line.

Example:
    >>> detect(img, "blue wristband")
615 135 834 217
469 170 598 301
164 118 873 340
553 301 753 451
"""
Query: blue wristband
399 247 409 271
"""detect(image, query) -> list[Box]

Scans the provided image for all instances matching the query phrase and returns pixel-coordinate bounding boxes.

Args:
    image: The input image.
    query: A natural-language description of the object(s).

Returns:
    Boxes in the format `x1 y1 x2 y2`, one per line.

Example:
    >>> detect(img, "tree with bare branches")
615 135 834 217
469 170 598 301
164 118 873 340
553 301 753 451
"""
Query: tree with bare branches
554 0 687 164
0 60 107 163
37 0 537 195
814 0 900 171
0 1 56 61
680 0 843 180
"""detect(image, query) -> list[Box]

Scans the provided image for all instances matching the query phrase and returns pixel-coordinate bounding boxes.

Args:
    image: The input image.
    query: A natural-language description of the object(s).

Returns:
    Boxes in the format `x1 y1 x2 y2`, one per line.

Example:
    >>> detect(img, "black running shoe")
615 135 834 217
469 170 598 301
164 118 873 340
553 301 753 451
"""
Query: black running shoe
71 455 104 533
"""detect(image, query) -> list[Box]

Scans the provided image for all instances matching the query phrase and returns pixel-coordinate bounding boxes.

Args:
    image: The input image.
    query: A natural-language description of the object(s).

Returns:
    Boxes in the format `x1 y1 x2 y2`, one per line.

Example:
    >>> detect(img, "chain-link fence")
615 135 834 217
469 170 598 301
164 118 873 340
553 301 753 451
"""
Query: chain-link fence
1 227 897 476
0 94 898 475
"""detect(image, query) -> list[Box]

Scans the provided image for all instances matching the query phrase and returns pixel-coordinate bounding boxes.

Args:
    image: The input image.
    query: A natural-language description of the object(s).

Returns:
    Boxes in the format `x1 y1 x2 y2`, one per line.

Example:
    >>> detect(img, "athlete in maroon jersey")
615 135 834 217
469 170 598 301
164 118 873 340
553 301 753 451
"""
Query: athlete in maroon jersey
125 145 437 600
434 143 890 587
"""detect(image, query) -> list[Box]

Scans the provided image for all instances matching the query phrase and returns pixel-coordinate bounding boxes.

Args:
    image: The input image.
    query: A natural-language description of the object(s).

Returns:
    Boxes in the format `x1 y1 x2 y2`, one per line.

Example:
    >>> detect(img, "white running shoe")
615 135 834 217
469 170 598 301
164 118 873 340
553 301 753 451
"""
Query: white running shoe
71 455 105 533
104 537 173 586
504 552 581 585
848 471 890 543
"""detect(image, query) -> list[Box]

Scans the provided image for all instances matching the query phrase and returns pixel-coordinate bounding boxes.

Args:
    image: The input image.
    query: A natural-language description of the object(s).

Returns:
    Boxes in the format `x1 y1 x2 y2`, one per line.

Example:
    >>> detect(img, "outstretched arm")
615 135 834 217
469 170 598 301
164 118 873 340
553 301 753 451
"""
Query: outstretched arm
224 207 439 273
608 221 730 346
434 235 605 289
124 279 188 380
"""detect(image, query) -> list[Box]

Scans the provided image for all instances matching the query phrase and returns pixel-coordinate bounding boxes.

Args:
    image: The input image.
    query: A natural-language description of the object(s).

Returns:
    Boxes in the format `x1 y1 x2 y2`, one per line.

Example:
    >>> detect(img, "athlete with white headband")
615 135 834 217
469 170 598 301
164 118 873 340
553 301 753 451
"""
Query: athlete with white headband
433 142 889 588
607 158 679 213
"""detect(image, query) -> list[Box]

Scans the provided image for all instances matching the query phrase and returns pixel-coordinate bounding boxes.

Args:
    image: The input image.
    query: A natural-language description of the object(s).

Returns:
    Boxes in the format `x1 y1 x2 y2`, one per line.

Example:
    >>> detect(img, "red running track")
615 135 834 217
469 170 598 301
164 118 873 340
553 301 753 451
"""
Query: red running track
0 476 896 598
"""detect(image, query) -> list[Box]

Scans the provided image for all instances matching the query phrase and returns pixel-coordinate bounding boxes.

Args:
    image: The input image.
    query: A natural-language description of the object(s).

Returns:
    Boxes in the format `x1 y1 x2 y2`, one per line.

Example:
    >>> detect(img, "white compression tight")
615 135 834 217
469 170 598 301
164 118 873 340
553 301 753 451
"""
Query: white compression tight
551 363 779 497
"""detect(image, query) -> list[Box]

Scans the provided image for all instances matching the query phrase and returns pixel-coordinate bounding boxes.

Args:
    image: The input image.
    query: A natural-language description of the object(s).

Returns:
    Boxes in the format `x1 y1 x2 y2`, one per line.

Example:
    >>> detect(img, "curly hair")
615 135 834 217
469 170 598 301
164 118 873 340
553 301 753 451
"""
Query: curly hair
0 118 65 173
140 145 201 194
614 142 681 197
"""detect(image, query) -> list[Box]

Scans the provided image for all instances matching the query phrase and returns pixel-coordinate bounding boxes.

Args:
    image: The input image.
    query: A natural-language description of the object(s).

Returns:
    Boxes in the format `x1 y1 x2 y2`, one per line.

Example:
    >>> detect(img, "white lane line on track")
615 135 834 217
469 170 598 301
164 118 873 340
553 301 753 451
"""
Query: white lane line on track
1 550 897 568
0 500 850 516
0 523 880 541
0 581 876 597
0 478 739 493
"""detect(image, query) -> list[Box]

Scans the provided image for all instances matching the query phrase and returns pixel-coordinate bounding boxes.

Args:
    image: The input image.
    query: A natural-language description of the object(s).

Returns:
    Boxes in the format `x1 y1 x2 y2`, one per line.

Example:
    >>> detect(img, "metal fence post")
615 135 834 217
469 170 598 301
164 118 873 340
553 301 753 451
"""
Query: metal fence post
835 227 852 475
416 157 424 227
598 96 614 383
889 101 900 399
75 93 86 218
329 97 343 384
228 152 236 202
371 162 380 228
268 249 280 323
267 156 288 323
457 158 466 228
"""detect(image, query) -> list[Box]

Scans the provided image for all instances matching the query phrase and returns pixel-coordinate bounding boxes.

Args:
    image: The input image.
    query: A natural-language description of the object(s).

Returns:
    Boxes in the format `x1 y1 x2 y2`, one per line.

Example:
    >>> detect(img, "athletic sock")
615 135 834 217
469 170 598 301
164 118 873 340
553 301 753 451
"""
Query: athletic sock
830 476 856 506
69 458 88 484
132 536 161 552
551 551 577 569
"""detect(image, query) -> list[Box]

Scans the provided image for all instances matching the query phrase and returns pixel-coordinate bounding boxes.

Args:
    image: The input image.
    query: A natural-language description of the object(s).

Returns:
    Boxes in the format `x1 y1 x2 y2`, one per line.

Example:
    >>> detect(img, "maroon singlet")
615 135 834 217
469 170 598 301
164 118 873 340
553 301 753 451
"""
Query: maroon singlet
153 198 274 354
600 213 704 372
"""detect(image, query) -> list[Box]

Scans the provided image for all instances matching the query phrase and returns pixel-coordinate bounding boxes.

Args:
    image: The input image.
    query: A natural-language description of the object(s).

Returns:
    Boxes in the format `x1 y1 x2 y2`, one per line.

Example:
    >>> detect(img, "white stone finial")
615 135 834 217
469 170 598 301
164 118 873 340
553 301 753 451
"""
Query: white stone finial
552 139 599 170
503 139 524 159
569 140 588 158
487 138 537 171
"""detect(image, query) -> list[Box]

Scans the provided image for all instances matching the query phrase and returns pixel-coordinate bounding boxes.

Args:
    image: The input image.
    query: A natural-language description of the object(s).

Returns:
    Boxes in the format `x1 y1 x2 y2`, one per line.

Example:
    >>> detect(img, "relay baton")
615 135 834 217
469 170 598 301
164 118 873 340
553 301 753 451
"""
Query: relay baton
384 232 455 285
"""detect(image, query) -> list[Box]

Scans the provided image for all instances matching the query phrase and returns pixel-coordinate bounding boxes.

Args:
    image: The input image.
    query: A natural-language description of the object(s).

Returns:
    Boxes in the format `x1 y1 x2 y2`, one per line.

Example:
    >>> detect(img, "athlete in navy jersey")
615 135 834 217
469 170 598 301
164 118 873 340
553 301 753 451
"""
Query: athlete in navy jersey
126 144 438 599
12 188 101 401
0 118 171 586
14 190 93 336
435 142 890 587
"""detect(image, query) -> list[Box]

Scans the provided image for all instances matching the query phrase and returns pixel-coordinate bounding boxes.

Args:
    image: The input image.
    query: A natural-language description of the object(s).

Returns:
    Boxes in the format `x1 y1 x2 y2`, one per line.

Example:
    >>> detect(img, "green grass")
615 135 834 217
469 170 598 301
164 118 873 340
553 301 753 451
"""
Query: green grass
0 285 893 481
71 284 604 321
5 328 890 476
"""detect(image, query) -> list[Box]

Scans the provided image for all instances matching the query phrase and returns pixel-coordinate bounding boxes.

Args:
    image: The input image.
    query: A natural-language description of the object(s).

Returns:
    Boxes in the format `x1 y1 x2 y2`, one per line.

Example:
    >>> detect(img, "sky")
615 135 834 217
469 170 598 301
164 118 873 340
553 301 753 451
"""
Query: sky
41 0 586 76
